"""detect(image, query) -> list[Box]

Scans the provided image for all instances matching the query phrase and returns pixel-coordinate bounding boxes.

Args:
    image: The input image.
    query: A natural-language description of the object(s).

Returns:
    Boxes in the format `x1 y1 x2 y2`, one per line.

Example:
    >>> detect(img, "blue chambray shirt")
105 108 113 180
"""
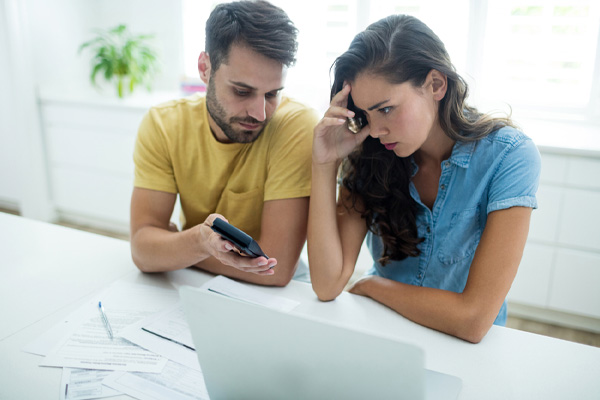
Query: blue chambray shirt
365 127 541 326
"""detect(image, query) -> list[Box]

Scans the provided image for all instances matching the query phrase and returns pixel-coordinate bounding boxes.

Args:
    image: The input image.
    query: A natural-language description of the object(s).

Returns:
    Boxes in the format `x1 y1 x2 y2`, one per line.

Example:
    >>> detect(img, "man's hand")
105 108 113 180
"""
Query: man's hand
200 214 277 275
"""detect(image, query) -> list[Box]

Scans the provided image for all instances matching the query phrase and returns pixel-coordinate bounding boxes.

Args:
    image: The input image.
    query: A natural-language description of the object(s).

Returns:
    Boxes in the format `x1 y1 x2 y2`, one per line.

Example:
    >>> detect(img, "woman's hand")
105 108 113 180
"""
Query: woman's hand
313 83 370 165
347 276 376 297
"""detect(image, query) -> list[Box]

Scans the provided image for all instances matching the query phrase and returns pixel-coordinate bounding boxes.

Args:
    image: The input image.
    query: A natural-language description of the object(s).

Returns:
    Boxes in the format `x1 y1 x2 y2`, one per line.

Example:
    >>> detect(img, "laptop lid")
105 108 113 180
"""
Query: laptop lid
180 286 439 400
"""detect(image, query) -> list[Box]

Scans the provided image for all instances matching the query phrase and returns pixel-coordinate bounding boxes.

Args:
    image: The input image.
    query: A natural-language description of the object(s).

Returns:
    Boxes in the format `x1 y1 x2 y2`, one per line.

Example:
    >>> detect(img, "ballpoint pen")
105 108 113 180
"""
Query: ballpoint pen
98 301 114 340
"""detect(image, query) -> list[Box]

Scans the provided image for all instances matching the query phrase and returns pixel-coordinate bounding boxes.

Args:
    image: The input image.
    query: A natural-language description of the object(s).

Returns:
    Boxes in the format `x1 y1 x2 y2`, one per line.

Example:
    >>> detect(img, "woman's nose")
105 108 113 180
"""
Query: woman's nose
369 122 387 138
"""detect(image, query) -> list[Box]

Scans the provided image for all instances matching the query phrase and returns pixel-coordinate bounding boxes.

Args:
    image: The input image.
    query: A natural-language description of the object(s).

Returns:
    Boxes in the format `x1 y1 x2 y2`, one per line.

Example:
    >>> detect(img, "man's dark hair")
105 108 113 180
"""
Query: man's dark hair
205 0 298 72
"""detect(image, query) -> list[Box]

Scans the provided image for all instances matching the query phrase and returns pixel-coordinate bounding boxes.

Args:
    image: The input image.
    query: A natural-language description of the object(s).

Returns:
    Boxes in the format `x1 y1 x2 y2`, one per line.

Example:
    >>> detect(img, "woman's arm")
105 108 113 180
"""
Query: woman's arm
308 83 371 300
308 173 368 300
349 206 532 343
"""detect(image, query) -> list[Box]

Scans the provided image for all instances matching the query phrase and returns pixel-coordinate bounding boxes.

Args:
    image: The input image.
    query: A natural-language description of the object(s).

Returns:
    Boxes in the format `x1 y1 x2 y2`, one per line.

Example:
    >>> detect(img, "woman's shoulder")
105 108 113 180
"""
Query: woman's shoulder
477 125 539 162
482 125 532 148
474 125 541 174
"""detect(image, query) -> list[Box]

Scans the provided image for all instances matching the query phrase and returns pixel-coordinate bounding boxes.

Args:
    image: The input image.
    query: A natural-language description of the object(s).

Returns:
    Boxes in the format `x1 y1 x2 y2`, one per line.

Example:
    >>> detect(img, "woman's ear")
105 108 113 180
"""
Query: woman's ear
198 51 211 84
429 69 447 101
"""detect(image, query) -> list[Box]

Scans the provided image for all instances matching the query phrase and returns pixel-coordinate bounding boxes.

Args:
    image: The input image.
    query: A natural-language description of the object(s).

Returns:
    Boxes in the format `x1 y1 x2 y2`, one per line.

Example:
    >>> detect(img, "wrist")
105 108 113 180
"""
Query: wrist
189 223 213 262
312 159 341 175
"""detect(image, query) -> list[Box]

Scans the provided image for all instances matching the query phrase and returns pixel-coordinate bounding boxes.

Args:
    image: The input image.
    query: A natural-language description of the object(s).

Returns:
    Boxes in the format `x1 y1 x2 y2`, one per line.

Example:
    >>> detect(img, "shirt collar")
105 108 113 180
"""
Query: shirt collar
448 140 476 168
409 139 476 176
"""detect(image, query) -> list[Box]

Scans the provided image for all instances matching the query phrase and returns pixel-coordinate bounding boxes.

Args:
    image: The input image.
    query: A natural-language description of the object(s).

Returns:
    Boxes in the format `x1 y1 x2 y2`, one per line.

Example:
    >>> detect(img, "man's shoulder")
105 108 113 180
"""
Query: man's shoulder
271 96 319 125
148 93 206 119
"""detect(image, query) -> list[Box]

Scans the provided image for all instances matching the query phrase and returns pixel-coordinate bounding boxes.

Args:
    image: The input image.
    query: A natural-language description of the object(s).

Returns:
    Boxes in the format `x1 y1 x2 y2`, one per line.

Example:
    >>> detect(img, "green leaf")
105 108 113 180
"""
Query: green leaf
78 24 159 97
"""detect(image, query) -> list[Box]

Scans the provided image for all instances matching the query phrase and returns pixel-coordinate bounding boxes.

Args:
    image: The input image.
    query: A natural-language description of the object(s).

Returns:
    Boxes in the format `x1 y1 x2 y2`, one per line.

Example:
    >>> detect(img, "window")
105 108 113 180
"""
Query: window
479 0 600 119
182 0 600 124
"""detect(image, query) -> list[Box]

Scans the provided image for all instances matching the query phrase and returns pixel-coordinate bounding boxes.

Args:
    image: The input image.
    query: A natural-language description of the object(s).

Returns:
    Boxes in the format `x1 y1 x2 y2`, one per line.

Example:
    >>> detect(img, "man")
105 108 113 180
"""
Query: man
130 1 318 286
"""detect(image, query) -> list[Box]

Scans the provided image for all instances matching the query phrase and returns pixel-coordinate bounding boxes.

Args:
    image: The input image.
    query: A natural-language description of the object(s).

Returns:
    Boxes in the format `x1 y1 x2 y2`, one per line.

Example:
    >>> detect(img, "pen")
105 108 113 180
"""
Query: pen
98 301 114 340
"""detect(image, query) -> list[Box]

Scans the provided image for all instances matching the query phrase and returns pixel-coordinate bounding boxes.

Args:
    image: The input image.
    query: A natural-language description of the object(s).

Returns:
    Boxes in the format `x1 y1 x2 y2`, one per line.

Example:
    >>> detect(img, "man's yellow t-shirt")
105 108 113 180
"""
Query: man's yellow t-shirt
133 94 318 239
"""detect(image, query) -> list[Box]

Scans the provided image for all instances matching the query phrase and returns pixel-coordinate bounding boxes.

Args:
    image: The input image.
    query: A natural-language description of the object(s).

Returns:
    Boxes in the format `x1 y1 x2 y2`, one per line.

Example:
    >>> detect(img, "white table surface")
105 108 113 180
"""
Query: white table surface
1 212 599 400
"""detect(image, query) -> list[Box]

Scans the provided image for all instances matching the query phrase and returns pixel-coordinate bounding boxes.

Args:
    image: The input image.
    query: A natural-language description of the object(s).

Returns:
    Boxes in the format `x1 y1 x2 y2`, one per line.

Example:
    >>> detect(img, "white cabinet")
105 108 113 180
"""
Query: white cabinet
36 93 600 330
508 151 600 330
39 92 178 232
508 243 554 309
550 249 600 318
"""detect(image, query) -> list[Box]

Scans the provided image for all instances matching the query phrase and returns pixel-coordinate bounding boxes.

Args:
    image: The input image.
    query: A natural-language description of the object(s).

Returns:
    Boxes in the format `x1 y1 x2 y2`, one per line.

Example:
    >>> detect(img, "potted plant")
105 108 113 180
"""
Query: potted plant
79 24 159 98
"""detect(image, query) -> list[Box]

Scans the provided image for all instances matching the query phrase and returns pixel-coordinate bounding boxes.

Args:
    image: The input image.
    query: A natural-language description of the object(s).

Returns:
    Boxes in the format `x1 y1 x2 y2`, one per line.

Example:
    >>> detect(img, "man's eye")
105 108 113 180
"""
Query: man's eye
234 89 250 96
265 91 279 99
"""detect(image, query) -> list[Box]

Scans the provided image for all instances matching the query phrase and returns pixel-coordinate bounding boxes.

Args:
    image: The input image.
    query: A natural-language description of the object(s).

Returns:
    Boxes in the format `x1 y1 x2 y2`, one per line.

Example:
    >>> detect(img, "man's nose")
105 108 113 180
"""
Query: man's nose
247 96 266 122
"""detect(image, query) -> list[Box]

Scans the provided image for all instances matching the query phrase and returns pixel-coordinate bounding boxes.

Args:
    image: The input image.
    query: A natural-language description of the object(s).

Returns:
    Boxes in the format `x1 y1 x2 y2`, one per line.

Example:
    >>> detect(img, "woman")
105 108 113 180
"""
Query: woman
308 14 541 343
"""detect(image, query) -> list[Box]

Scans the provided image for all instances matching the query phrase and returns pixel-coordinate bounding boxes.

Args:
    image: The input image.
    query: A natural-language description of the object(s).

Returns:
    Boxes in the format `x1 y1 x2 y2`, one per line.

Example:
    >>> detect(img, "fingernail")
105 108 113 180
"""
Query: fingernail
258 259 268 266
347 110 355 117
225 244 233 250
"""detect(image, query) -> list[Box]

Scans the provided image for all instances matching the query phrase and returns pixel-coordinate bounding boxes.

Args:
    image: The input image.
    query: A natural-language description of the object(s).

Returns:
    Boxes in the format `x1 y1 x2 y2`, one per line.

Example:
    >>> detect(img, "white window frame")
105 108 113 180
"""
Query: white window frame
182 0 600 127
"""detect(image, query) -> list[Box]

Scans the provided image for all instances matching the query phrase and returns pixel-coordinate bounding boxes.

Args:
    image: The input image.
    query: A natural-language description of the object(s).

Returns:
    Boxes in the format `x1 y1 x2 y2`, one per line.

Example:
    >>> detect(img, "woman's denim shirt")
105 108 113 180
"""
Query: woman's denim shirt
366 127 541 326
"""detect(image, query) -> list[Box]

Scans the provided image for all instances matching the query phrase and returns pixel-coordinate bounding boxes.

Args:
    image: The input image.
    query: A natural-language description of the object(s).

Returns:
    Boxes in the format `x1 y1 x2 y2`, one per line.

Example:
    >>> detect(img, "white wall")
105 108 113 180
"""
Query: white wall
0 0 20 208
0 0 55 219
0 0 183 217
28 0 183 94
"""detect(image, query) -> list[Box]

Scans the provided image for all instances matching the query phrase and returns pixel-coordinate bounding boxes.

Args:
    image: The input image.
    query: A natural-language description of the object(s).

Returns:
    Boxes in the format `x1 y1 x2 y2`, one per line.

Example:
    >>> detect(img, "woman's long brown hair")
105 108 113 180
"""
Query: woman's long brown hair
332 15 516 265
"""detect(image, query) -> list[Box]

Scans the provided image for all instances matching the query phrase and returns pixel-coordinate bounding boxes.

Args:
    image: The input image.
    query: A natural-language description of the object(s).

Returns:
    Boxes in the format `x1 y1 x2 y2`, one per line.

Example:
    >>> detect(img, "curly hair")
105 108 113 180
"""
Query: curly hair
333 15 516 265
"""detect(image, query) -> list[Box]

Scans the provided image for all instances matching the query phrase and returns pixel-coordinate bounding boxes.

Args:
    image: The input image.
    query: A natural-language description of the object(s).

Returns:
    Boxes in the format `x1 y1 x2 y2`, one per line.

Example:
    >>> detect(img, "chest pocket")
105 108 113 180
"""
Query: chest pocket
215 187 264 239
437 206 482 265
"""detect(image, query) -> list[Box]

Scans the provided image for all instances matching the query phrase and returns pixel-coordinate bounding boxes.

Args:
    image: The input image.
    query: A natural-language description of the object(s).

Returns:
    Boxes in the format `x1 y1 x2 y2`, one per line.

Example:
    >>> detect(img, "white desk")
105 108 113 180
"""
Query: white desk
1 212 599 400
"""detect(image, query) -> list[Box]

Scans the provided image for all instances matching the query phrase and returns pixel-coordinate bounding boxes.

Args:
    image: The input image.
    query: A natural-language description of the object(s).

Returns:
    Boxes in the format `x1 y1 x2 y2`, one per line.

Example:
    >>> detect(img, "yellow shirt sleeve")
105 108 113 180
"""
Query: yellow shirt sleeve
133 108 178 194
264 101 319 202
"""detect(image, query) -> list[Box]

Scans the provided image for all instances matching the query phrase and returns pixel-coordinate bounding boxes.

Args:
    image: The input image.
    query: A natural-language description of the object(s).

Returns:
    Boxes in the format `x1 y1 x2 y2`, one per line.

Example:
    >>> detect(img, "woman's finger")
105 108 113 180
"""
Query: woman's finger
330 83 352 107
316 116 348 129
324 105 355 119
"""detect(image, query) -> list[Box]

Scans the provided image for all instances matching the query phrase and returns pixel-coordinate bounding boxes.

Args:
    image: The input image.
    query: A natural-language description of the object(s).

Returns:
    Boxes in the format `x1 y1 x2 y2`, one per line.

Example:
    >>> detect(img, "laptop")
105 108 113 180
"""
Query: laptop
180 286 462 400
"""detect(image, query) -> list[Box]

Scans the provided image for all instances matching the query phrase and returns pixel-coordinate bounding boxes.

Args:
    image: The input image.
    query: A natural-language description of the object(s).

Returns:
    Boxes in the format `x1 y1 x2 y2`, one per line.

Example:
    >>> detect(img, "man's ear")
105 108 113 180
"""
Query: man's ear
198 51 211 84
429 69 447 101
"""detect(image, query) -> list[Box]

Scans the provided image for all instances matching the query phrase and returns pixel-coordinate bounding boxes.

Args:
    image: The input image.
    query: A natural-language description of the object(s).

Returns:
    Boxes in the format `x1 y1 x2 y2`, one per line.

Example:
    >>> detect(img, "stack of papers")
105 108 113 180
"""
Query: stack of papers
23 276 300 400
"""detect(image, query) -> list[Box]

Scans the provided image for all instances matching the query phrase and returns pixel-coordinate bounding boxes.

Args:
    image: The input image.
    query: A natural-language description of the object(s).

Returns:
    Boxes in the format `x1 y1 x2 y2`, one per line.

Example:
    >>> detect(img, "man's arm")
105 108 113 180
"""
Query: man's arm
130 187 276 275
196 196 309 286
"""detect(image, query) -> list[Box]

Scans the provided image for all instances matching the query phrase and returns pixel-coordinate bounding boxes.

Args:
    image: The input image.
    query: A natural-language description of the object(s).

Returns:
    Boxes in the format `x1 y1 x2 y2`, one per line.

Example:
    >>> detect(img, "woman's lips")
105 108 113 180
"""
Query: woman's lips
384 143 397 150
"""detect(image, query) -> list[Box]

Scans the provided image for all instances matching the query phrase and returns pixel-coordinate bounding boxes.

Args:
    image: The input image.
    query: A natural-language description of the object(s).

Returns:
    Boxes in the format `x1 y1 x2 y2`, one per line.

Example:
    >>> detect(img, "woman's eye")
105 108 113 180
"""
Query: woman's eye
378 106 392 114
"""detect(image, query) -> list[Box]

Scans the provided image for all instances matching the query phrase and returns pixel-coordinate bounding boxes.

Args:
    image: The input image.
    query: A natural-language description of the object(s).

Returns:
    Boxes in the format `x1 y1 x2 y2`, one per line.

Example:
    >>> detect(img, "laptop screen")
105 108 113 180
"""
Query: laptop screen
180 286 429 400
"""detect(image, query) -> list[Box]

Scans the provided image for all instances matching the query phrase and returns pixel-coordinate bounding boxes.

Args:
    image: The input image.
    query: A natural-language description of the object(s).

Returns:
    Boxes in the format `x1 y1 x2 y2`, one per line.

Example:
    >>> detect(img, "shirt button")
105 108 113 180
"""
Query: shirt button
440 184 446 190
444 161 450 168
426 226 431 233
417 274 422 279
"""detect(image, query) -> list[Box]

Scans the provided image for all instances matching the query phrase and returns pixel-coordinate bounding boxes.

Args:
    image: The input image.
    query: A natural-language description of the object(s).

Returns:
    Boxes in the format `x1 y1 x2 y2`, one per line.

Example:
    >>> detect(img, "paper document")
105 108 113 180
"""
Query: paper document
24 282 180 357
142 303 195 350
41 307 168 372
37 282 179 372
200 275 300 312
60 368 121 400
120 303 200 371
103 360 209 400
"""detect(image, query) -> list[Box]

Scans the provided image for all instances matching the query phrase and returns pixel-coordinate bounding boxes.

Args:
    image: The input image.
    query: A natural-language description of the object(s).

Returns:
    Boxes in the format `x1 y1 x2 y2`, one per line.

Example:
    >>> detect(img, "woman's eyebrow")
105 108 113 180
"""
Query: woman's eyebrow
367 99 390 111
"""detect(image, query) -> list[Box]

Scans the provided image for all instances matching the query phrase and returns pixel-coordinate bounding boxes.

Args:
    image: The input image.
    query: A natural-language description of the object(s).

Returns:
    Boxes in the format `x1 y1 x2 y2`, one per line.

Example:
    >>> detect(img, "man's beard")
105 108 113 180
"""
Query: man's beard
205 83 266 143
